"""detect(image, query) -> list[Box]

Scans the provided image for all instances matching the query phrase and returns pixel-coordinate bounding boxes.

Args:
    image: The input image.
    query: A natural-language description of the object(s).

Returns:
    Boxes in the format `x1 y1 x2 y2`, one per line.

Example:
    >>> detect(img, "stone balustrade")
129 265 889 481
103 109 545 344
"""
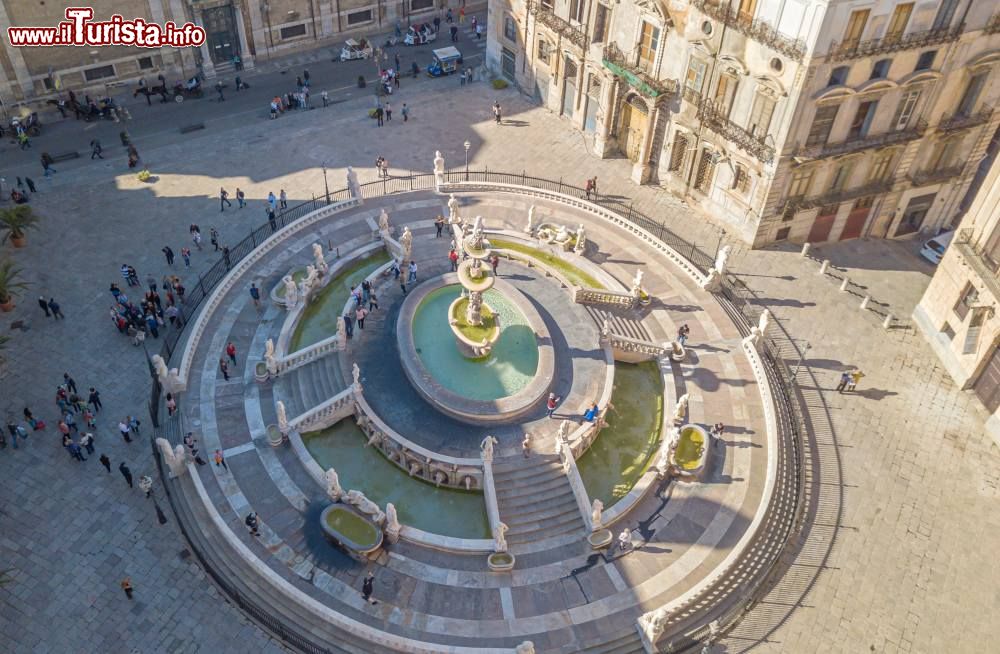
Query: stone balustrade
557 433 596 533
573 287 637 308
565 343 616 459
353 392 484 491
604 332 668 361
289 386 357 433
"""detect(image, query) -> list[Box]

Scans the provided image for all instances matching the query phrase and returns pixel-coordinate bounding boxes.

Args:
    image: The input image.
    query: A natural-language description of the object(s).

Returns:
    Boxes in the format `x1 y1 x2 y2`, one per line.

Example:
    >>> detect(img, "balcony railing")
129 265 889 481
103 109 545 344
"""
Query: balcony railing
954 229 1000 301
692 0 807 62
601 43 678 100
908 165 964 187
528 1 587 50
783 178 895 213
937 107 994 133
696 98 776 164
986 12 1000 35
794 119 928 160
828 24 963 62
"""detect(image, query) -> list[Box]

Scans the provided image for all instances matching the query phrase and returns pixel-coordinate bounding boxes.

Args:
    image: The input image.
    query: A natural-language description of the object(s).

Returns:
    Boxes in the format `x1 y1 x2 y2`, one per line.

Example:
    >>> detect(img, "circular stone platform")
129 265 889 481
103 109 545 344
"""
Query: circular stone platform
397 273 555 424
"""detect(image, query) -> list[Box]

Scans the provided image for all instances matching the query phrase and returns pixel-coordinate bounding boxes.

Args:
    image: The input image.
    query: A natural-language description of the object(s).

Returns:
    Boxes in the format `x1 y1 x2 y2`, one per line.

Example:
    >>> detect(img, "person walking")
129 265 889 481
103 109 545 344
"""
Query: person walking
401 103 409 122
41 152 56 177
435 215 445 237
181 247 191 268
68 439 86 462
63 372 78 395
245 511 260 537
268 191 277 212
214 449 228 470
546 393 561 418
162 246 175 266
128 415 141 436
120 577 134 600
677 324 690 346
88 387 103 412
80 432 95 455
847 369 865 392
368 290 379 312
279 189 288 210
475 22 483 39
99 453 111 473
25 177 37 194
90 139 104 159
342 313 354 339
219 358 230 381
407 261 418 283
226 342 237 365
361 571 378 605
119 462 134 488
249 283 261 309
492 101 502 124
48 298 64 319
459 6 466 23
210 227 220 251
618 529 631 552
236 188 246 208
490 254 499 276
375 105 384 127
219 188 232 212
37 296 51 317
118 419 132 443
585 177 595 199
449 248 459 272
223 246 231 269
355 306 368 330
836 371 850 393
215 81 225 101
522 433 531 458
166 393 177 416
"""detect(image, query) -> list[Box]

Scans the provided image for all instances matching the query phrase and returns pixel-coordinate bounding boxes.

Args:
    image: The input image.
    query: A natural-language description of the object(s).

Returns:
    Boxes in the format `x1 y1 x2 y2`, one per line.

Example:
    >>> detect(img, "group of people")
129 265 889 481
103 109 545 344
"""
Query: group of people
268 70 313 119
107 272 186 342
342 280 380 339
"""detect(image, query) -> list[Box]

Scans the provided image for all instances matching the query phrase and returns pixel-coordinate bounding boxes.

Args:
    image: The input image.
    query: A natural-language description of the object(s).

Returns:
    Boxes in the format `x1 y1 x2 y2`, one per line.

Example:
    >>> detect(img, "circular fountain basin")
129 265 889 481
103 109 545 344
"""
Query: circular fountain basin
448 296 501 359
397 274 554 424
320 503 383 561
455 258 495 293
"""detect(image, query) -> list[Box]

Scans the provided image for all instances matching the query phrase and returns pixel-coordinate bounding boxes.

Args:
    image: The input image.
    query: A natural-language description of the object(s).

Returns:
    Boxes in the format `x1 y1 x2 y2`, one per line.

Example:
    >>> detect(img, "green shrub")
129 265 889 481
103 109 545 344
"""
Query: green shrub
491 79 509 90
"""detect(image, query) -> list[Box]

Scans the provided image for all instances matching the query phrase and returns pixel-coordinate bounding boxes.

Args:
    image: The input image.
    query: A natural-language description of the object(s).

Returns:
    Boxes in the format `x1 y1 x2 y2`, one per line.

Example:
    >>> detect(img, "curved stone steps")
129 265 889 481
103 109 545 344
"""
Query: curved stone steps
579 629 644 654
493 455 586 543
584 305 651 341
274 354 345 419
497 474 575 502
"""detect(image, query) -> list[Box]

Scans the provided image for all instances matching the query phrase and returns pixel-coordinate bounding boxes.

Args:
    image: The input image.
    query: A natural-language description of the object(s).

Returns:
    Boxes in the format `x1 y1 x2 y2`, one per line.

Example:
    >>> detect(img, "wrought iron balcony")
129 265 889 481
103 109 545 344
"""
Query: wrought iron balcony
601 44 678 100
783 177 895 213
828 24 963 62
986 12 1000 35
907 165 964 187
954 229 1000 300
691 0 807 62
794 119 928 160
696 98 776 164
937 107 993 133
528 1 587 51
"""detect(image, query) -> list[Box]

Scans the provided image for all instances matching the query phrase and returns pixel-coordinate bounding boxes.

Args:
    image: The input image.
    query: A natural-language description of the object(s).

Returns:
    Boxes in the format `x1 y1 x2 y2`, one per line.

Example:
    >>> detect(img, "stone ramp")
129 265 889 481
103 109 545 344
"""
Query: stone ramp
493 454 586 544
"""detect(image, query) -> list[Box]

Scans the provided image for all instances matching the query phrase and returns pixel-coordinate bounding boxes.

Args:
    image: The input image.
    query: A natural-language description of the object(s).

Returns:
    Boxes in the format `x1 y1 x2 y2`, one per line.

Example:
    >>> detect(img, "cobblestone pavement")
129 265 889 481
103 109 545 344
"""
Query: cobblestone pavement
1 65 997 653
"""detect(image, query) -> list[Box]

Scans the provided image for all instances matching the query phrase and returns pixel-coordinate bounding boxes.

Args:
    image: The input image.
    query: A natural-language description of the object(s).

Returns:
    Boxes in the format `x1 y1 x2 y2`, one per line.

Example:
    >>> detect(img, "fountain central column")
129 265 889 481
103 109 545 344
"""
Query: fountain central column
449 216 502 358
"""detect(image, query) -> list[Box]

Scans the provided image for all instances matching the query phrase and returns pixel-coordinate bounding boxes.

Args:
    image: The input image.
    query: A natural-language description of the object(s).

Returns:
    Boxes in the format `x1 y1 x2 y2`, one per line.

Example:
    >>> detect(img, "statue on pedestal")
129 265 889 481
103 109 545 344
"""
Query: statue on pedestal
282 275 299 308
757 309 771 336
156 437 188 478
515 643 536 654
640 607 670 644
574 224 587 254
673 394 689 423
385 502 401 543
433 150 445 186
346 166 360 198
448 194 460 224
264 339 278 376
152 354 183 394
525 205 536 235
480 435 498 463
631 269 645 298
325 468 343 502
336 317 347 351
493 522 509 553
399 226 413 261
299 265 319 302
591 499 604 531
557 419 571 441
345 489 386 525
312 243 328 275
276 400 289 434
352 363 362 390
378 208 391 234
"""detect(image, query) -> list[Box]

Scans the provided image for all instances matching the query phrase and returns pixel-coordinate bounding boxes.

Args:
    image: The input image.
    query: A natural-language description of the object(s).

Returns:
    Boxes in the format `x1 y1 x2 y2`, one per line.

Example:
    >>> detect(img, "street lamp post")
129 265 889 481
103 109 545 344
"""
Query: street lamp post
464 140 471 181
322 160 330 205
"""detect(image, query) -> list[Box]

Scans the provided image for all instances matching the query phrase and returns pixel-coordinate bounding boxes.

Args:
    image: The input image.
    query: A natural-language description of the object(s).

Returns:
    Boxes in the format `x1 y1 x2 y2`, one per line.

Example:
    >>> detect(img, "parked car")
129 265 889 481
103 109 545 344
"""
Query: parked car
340 38 373 61
428 47 462 77
919 230 954 265
404 23 437 46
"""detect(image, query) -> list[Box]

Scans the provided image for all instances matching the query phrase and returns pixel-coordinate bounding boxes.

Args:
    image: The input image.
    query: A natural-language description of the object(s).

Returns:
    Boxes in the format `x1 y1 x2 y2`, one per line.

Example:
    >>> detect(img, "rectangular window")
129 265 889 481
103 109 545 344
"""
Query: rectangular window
829 161 855 192
347 10 373 25
280 24 307 39
915 50 936 71
964 308 987 354
828 66 850 86
411 0 433 10
504 15 518 41
501 47 516 81
870 151 894 181
953 283 978 320
892 88 921 130
957 72 987 117
537 39 551 65
669 133 689 172
541 0 554 7
84 64 115 81
569 0 585 23
776 226 792 241
931 139 959 170
737 0 758 21
685 58 707 94
695 149 717 192
788 168 814 198
870 59 891 80
843 9 870 49
848 100 878 139
593 4 610 44
713 74 738 117
138 56 154 70
43 77 55 90
732 164 751 194
748 93 776 136
638 22 661 74
885 3 914 42
942 322 956 341
806 105 839 146
933 0 959 30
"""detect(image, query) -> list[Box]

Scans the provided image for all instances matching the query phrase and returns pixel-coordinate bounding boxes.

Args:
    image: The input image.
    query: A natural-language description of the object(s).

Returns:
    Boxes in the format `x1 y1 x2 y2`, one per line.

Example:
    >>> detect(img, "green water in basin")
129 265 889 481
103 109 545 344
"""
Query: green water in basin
489 239 604 289
323 506 380 548
676 427 706 470
412 285 538 401
303 419 490 539
290 251 391 351
577 361 663 507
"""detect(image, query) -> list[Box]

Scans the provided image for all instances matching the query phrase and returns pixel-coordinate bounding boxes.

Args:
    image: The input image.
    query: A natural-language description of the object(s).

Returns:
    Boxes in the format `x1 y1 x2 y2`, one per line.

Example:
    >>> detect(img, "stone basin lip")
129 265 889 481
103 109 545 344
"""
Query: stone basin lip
670 424 712 481
320 503 383 556
397 273 555 425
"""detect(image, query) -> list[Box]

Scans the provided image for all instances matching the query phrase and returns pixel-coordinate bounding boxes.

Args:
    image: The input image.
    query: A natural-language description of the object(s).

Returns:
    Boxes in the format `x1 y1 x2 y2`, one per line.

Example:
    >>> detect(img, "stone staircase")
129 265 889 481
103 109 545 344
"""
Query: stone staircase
580 629 645 654
274 354 346 418
492 455 586 544
585 305 651 341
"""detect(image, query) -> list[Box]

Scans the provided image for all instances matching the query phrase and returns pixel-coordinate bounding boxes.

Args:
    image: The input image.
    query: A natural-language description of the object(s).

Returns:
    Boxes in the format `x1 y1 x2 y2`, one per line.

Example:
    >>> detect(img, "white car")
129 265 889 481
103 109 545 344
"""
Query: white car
919 231 953 265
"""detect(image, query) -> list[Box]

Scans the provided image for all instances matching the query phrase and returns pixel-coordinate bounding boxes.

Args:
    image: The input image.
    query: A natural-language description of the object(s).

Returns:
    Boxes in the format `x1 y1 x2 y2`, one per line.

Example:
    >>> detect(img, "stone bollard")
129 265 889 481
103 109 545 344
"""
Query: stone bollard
839 276 850 291
860 294 871 310
800 242 811 257
883 313 894 329
818 259 830 275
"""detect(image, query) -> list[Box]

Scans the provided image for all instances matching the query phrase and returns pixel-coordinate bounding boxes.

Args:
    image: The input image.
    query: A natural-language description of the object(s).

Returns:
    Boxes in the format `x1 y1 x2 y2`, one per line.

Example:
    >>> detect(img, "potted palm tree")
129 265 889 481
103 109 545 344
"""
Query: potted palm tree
0 205 39 248
0 260 28 312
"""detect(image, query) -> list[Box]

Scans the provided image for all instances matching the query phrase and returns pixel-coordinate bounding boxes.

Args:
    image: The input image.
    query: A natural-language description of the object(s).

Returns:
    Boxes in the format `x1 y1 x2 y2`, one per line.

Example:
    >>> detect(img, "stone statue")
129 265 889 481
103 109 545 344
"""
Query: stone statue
744 326 763 349
524 205 536 234
152 354 168 382
591 499 604 531
299 265 319 301
557 419 571 441
631 269 645 298
433 150 445 185
345 489 386 525
574 224 587 254
655 439 672 478
399 226 413 261
325 468 343 501
601 319 611 340
480 435 498 463
346 166 360 198
156 437 188 478
515 642 535 654
493 522 509 553
282 275 298 308
264 339 278 375
553 224 572 249
673 394 689 423
757 309 771 336
640 607 670 643
378 208 391 233
336 317 347 351
448 194 460 223
312 243 328 274
385 502 401 543
668 426 682 453
352 362 362 390
151 355 182 394
470 215 485 246
715 244 731 276
276 400 289 434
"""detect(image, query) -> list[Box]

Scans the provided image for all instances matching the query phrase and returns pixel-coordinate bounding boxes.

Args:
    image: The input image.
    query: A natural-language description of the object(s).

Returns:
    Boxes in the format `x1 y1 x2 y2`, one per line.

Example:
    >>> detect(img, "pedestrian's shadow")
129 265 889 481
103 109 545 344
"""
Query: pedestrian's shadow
852 388 899 401
501 120 530 127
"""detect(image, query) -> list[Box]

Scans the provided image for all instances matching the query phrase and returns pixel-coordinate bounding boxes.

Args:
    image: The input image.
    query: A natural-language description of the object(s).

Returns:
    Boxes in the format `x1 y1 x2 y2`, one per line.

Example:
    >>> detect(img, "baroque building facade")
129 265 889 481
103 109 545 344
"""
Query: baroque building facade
0 0 466 114
485 0 1000 246
914 154 1000 447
